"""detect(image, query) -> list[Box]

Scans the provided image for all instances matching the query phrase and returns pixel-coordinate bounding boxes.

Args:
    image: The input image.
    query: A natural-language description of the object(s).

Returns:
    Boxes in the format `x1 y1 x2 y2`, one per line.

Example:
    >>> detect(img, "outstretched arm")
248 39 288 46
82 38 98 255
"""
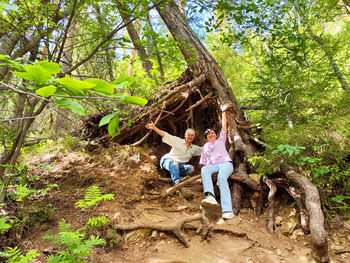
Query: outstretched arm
145 121 165 137
220 103 230 132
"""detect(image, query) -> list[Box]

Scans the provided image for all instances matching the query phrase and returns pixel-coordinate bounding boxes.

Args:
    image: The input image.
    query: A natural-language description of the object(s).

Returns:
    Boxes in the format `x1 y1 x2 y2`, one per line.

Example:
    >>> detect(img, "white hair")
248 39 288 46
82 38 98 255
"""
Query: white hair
185 128 195 136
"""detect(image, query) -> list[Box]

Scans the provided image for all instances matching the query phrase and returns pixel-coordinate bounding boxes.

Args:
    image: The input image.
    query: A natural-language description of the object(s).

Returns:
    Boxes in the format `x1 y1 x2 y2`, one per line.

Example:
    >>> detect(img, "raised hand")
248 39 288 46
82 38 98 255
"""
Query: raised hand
145 121 154 130
220 103 230 112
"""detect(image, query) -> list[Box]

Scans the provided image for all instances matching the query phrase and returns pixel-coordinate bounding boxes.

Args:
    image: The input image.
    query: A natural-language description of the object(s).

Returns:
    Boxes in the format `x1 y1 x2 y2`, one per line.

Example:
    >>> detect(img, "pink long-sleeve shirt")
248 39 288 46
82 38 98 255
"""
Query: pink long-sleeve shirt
200 130 232 166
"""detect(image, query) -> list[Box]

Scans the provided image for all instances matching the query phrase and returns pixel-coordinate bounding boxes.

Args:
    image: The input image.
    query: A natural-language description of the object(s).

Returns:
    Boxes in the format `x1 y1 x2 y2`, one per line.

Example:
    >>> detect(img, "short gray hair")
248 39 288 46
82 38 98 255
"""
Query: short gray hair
185 128 195 136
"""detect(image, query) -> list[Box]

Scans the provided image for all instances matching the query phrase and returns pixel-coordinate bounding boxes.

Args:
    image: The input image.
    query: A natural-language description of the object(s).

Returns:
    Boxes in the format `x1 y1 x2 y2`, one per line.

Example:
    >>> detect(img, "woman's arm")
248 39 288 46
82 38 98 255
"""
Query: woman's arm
220 103 229 132
145 121 165 137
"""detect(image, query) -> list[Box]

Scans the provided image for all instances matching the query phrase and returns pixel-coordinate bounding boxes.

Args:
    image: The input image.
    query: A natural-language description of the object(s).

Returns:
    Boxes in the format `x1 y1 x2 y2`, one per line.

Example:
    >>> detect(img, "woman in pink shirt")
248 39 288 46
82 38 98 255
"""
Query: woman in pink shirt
200 104 234 220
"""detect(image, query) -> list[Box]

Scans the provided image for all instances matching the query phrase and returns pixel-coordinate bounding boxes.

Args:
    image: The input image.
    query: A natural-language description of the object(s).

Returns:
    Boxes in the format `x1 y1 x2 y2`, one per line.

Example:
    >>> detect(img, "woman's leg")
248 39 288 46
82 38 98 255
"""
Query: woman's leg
201 165 219 196
217 162 234 212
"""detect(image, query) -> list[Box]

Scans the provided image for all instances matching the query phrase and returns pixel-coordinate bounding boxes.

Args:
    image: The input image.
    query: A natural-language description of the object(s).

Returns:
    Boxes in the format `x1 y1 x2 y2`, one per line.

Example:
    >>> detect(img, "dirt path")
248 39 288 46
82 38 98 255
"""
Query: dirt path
23 146 349 263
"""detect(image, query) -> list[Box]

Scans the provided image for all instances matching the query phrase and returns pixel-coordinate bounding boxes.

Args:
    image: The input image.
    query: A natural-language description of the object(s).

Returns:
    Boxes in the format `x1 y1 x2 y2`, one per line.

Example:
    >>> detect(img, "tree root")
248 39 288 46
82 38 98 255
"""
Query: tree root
271 177 310 234
114 213 202 247
263 176 277 233
280 164 329 262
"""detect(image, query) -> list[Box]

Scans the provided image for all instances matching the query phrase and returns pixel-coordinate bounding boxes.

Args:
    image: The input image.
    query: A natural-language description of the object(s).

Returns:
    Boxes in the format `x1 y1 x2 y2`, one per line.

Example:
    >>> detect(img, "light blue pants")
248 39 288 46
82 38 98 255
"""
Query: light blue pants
160 157 194 185
201 161 234 212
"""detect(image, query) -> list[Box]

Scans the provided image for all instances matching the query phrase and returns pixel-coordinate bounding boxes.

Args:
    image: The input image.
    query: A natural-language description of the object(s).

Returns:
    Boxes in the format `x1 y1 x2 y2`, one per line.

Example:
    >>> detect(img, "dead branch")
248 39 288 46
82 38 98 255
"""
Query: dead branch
185 91 213 112
131 110 163 146
162 173 248 197
114 213 202 247
164 175 201 196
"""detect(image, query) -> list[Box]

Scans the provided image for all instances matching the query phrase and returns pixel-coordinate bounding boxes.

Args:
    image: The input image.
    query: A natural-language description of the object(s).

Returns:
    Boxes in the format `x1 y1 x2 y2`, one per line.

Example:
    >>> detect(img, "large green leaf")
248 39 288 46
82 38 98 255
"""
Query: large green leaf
36 85 57 97
85 79 115 95
56 75 95 96
99 113 116 127
56 98 85 115
34 61 61 74
116 95 148 106
108 116 120 137
14 64 52 84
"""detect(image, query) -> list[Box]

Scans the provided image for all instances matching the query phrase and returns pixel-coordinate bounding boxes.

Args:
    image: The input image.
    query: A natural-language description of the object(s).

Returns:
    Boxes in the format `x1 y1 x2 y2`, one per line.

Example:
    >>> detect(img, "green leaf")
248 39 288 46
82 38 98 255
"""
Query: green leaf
14 65 52 84
108 116 120 137
99 113 116 127
116 95 148 106
112 76 134 89
56 98 85 115
36 85 57 97
34 61 61 74
85 78 115 95
56 75 95 96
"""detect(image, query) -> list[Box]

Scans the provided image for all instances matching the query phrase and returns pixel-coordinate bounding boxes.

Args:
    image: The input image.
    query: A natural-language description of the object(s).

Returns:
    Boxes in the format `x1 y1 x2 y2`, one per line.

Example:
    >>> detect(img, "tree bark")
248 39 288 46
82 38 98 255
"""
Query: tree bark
154 0 256 215
280 164 328 262
116 0 153 78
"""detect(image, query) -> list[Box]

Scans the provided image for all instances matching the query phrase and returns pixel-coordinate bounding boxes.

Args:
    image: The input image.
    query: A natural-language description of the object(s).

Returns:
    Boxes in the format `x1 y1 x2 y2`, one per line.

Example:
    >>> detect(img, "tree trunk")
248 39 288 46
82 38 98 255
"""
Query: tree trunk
155 0 256 214
146 13 165 83
116 0 153 78
95 4 115 82
293 3 349 91
0 100 47 203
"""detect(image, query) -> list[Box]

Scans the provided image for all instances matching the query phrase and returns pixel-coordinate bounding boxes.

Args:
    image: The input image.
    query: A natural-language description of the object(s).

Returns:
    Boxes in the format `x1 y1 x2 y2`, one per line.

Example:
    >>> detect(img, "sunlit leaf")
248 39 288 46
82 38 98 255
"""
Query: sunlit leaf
56 98 85 115
36 85 56 97
116 95 148 106
108 116 120 137
85 78 115 95
99 113 116 127
14 65 52 84
56 75 95 96
34 61 61 74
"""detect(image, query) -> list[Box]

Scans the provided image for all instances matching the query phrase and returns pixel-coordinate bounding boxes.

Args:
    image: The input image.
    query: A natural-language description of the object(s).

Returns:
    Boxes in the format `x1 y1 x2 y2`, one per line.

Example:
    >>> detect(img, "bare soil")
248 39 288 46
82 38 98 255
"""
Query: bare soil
21 144 350 263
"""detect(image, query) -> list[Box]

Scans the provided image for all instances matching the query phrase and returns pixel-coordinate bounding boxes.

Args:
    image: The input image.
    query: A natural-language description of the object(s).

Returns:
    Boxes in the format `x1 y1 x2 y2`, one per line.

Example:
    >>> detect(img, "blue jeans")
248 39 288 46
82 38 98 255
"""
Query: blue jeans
160 157 194 185
201 161 234 212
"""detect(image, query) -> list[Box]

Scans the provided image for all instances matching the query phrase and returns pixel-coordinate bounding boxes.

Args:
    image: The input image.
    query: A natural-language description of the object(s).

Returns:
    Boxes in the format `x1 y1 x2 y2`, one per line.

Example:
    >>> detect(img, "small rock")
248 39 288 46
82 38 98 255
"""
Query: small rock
151 230 158 237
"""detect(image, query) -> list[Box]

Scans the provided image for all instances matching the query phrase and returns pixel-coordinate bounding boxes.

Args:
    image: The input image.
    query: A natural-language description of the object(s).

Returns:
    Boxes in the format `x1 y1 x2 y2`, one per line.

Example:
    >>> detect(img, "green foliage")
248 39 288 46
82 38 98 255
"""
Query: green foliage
86 216 110 229
0 246 39 263
75 186 115 209
42 219 105 263
2 57 148 137
0 216 13 234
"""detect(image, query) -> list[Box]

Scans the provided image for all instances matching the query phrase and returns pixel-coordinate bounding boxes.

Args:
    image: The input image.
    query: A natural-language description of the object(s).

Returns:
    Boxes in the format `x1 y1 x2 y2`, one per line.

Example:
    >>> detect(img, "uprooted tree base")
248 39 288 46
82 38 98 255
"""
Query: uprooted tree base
81 67 329 262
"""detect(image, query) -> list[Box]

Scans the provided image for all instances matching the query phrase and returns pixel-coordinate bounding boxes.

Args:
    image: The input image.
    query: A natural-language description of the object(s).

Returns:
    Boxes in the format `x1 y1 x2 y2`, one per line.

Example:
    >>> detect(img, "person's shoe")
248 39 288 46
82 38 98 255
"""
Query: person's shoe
201 195 219 207
222 212 235 220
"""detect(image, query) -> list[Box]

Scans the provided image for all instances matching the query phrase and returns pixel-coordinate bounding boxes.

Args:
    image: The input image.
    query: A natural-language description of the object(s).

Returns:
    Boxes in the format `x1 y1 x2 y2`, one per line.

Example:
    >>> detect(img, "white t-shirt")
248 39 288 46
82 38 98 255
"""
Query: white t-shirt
162 132 202 163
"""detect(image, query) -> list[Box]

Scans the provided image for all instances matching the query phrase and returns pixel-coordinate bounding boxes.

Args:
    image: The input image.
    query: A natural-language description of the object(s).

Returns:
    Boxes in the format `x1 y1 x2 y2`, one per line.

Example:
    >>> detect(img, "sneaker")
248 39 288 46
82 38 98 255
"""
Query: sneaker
222 212 234 220
201 195 219 207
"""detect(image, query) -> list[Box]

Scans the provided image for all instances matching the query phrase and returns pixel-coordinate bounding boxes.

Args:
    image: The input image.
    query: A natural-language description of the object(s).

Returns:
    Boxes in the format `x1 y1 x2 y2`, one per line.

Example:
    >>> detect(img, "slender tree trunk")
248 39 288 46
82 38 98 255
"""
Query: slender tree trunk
95 4 115 82
116 0 153 78
146 13 165 83
293 3 349 91
0 100 47 203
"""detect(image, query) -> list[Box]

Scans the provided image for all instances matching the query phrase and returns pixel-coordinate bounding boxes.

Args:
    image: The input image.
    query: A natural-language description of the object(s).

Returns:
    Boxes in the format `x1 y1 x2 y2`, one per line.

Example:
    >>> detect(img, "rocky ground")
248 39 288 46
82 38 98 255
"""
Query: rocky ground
18 143 350 263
